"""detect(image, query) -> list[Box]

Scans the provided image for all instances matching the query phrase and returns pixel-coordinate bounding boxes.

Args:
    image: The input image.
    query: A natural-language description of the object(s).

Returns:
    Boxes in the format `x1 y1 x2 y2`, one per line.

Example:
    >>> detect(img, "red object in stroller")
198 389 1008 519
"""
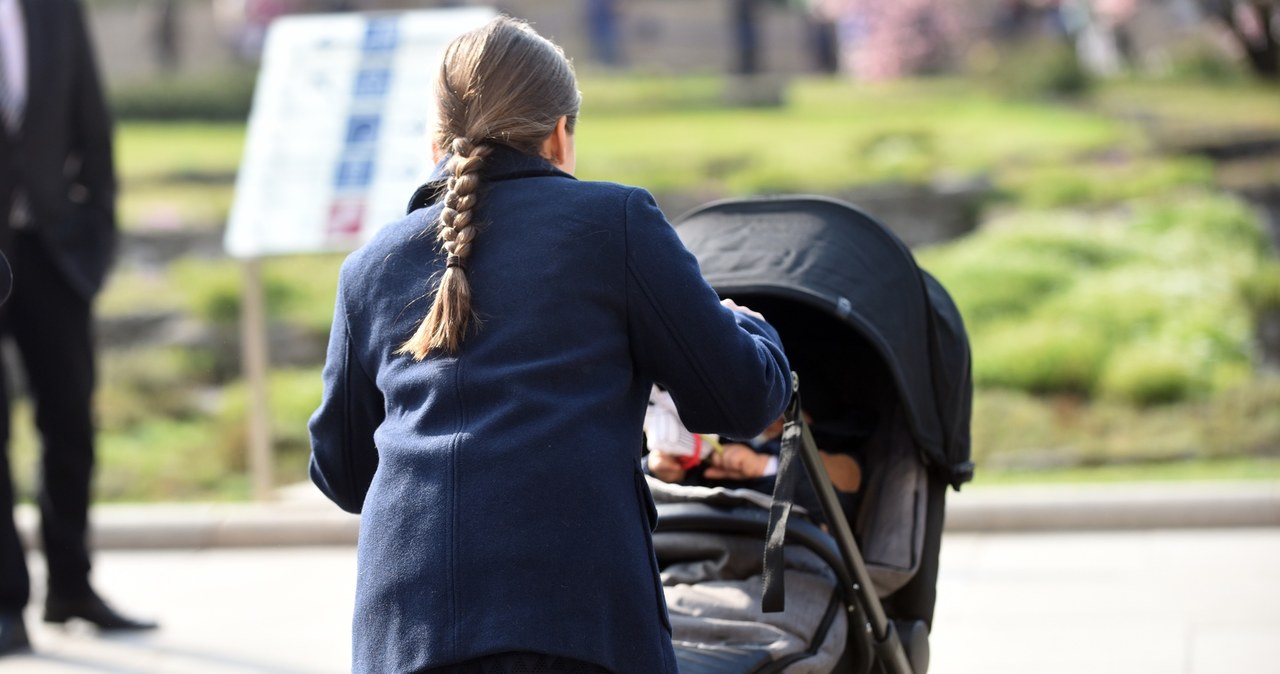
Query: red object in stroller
652 196 974 674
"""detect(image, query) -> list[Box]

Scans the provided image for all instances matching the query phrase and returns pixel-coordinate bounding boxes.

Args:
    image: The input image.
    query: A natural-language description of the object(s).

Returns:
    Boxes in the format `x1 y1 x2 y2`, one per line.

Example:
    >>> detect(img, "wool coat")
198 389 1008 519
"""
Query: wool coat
309 146 792 674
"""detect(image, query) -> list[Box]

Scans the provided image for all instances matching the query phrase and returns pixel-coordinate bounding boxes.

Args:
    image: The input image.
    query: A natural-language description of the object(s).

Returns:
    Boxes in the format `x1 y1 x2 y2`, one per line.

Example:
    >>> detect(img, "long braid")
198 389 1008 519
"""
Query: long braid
397 138 493 359
396 15 580 360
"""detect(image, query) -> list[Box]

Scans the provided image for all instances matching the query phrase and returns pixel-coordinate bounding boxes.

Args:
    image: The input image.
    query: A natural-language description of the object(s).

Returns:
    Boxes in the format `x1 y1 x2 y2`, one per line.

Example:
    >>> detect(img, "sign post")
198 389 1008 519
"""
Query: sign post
225 8 495 499
240 258 274 501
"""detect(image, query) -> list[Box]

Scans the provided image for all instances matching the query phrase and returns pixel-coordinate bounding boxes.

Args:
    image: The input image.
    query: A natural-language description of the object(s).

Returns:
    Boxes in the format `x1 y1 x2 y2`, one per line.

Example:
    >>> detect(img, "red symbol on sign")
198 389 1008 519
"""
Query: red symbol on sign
327 199 365 241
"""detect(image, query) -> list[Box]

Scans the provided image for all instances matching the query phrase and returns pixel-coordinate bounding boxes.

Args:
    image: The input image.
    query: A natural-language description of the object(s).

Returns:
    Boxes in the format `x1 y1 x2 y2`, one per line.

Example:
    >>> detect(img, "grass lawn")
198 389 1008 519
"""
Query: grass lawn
974 456 1280 486
576 77 1138 193
110 77 1272 225
1091 79 1280 134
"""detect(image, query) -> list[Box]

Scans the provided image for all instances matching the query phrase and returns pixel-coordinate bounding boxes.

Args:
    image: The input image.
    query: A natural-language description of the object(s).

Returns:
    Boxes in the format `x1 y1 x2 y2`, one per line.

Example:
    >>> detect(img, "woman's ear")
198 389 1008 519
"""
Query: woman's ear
540 116 576 174
431 139 444 164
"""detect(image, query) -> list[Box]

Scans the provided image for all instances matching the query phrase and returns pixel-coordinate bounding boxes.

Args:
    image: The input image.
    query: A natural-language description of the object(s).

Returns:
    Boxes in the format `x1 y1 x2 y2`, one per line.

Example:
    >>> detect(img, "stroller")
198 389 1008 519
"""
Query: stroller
651 196 974 674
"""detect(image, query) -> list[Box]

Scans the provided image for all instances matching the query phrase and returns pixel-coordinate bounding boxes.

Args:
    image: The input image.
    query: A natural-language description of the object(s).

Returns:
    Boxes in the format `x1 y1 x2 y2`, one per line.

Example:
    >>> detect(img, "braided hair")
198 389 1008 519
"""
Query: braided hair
397 16 580 360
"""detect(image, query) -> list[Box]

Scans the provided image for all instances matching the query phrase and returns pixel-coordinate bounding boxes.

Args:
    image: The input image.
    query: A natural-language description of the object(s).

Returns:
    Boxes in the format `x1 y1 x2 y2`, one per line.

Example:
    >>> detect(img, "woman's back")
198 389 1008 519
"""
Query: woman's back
308 15 791 674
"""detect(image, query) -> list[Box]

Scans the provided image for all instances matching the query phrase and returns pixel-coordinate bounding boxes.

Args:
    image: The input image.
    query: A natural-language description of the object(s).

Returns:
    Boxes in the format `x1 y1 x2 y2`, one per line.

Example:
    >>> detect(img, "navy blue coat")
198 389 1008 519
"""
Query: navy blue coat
309 146 792 674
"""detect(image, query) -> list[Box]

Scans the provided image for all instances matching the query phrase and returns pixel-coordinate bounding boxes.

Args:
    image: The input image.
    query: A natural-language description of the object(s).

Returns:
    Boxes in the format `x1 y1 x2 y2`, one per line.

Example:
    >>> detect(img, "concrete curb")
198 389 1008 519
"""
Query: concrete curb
16 502 360 550
15 481 1280 550
942 480 1280 532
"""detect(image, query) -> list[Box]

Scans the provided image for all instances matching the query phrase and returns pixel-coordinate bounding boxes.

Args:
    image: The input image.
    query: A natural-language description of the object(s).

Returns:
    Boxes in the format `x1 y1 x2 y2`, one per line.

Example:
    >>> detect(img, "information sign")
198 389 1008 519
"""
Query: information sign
224 8 495 258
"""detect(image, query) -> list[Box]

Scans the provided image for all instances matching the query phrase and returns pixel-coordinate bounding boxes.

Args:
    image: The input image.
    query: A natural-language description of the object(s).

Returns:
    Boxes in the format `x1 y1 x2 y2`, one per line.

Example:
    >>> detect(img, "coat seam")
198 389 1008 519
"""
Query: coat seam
449 358 465 659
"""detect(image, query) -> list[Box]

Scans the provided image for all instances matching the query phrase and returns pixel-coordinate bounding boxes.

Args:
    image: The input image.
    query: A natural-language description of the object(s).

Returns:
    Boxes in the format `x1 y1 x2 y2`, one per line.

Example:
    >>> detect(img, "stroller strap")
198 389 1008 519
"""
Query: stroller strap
761 374 804 613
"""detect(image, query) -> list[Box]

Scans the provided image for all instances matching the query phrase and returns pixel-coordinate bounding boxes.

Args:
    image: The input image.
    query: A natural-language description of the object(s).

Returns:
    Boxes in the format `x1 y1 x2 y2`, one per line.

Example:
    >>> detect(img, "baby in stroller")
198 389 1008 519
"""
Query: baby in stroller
644 391 866 528
647 407 863 496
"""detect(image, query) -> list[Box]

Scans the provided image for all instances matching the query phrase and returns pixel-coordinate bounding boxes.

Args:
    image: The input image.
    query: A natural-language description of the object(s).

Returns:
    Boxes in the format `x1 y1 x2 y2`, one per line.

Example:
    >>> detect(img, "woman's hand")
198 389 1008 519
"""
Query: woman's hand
703 443 772 481
721 298 765 321
647 452 687 483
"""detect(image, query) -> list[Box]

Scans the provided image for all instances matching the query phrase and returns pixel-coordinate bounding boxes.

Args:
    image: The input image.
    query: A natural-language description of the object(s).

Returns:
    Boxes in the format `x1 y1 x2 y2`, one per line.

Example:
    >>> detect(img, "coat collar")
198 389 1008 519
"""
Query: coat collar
405 143 575 214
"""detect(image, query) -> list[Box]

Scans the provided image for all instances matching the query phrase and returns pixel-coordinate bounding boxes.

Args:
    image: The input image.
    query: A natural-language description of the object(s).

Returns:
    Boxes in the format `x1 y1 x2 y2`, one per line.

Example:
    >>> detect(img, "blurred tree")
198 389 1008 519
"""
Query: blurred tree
813 0 964 80
1200 0 1279 79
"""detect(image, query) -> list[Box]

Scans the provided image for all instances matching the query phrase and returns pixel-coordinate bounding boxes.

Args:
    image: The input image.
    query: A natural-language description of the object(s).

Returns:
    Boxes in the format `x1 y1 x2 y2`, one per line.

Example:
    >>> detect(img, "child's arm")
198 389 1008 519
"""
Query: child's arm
704 445 862 494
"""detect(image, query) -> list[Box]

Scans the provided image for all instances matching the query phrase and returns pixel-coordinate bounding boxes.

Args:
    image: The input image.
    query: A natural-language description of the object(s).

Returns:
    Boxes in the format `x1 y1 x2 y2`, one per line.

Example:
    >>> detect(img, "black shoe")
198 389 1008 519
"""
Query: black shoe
0 611 31 655
44 592 158 632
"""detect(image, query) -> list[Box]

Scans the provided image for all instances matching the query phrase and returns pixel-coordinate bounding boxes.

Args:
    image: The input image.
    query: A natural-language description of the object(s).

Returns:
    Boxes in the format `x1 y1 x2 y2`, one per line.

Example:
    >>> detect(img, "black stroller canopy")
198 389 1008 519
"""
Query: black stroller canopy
675 196 974 489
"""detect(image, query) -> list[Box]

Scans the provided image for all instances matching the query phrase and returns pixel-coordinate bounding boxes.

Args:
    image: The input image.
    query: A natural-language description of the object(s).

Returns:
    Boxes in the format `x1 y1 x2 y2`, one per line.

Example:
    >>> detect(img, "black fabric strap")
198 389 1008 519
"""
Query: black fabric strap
761 373 803 613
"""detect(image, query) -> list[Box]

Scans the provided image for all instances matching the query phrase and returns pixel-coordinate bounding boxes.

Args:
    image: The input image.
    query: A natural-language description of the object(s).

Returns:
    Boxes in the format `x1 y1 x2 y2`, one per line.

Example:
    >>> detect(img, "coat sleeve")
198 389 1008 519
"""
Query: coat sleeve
309 272 384 514
623 188 791 440
66 0 118 294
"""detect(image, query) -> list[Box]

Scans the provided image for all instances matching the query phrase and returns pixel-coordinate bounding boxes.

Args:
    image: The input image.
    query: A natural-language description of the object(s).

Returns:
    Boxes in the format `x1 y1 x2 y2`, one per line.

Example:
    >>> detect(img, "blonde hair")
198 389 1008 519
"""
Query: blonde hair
398 16 580 360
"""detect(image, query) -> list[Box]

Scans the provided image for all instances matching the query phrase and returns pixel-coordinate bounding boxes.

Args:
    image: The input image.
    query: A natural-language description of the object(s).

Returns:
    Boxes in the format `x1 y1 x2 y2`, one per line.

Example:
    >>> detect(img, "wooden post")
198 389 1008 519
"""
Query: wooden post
241 257 275 501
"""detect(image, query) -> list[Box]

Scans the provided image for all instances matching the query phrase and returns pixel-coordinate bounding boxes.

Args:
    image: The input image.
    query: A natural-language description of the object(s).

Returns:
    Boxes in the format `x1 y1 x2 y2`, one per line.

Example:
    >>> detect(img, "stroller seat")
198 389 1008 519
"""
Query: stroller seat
652 483 851 674
675 645 770 674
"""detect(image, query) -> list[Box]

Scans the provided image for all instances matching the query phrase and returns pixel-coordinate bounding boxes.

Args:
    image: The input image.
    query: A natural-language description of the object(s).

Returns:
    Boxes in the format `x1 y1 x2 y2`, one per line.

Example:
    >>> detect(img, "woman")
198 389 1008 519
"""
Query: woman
309 16 791 674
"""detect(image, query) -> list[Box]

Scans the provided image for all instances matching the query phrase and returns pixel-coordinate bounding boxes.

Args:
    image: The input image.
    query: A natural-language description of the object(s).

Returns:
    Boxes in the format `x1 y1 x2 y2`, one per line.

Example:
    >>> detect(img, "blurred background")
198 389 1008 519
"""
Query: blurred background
7 0 1278 502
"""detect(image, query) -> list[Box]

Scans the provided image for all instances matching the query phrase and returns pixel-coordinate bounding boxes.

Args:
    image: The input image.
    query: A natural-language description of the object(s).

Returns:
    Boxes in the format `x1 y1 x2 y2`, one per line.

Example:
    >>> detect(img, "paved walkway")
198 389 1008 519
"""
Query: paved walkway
6 528 1278 674
932 528 1280 674
4 481 1279 673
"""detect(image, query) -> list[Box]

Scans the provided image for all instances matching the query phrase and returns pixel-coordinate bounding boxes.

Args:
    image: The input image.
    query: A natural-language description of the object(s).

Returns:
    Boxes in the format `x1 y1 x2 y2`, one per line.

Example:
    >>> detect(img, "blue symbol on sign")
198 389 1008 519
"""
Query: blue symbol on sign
346 116 381 144
336 160 374 188
354 69 391 97
363 18 399 52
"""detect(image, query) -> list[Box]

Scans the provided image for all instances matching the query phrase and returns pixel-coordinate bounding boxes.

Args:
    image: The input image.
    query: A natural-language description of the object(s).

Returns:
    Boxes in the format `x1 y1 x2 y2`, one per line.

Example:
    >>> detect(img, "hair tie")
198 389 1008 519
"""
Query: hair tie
446 254 465 270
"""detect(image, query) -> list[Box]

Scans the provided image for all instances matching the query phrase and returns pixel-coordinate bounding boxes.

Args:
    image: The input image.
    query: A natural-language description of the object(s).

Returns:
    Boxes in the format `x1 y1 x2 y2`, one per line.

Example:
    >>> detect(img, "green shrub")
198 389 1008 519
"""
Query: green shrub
97 347 204 432
923 254 1075 322
1001 157 1216 208
170 258 302 326
1162 38 1250 84
166 258 323 382
110 69 259 121
1203 376 1280 457
990 40 1092 99
922 192 1268 404
215 368 324 478
1042 266 1195 342
919 211 1134 322
580 74 733 114
1098 342 1197 405
95 417 234 501
981 215 1135 268
1240 261 1280 314
970 377 1280 477
116 122 245 184
1131 191 1269 255
975 320 1110 395
852 130 939 183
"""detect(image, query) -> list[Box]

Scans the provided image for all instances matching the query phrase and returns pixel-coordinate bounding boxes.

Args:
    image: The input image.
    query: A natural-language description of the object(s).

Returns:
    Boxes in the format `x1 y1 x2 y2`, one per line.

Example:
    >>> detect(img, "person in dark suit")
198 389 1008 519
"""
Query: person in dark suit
308 16 791 674
0 0 157 656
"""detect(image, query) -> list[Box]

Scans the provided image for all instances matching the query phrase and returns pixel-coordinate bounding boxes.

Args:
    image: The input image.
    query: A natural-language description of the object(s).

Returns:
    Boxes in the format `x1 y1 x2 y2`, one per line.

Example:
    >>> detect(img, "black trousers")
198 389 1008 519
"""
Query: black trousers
0 231 97 611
